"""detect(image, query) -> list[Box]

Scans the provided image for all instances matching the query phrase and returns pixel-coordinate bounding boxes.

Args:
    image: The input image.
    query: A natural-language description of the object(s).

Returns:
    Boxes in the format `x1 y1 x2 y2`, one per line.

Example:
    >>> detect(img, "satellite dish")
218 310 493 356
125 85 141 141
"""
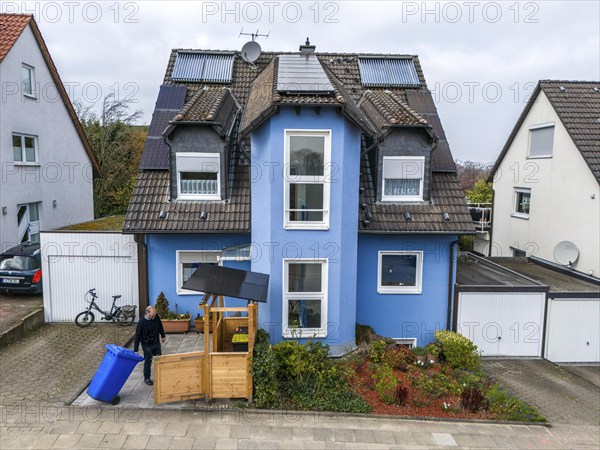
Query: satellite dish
553 241 580 266
241 41 261 63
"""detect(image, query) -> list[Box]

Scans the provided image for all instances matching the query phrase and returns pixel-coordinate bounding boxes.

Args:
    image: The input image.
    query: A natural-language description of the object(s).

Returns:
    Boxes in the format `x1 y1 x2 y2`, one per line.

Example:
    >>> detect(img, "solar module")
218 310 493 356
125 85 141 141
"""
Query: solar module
358 57 421 87
276 54 334 93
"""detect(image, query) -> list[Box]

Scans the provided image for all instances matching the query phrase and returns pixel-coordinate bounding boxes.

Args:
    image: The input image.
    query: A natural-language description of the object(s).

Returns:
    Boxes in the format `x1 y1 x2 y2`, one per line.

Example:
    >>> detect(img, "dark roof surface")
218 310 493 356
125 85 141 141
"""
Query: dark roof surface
489 80 600 183
127 48 469 233
456 253 541 287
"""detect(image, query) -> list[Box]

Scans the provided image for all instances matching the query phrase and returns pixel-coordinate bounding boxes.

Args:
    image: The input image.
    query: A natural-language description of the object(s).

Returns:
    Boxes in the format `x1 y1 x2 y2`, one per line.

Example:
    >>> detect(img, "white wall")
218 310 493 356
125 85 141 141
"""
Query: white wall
0 24 94 251
41 232 138 322
491 91 600 276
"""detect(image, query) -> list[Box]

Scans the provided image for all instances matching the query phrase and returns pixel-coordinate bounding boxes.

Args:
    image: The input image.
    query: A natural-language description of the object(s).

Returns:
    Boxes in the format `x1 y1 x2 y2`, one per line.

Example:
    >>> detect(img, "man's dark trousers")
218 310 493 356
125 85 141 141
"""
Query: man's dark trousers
142 342 162 380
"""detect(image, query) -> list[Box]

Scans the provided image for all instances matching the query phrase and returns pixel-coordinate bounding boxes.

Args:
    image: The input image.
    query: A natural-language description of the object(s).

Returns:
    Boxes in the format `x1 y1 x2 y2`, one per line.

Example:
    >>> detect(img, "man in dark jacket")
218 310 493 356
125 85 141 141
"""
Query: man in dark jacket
134 306 166 385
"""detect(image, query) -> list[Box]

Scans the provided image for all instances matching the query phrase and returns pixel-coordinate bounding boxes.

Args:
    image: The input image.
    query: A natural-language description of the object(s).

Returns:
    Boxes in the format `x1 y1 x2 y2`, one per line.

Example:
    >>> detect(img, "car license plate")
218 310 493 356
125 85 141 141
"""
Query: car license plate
2 278 20 284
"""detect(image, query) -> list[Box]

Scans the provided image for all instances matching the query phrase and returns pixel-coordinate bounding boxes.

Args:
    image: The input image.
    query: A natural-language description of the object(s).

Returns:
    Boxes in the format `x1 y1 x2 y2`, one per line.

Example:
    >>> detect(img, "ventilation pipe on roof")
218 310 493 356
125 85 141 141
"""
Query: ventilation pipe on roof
299 38 315 54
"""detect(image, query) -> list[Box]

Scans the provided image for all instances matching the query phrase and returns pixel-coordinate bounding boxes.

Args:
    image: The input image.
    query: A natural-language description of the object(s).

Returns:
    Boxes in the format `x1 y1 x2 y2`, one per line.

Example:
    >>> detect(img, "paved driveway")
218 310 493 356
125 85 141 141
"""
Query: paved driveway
483 358 600 425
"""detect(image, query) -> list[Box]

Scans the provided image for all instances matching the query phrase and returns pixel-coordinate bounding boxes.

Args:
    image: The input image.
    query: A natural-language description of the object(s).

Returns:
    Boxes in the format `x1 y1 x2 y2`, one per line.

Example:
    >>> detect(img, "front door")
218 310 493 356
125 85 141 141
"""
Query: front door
17 202 40 243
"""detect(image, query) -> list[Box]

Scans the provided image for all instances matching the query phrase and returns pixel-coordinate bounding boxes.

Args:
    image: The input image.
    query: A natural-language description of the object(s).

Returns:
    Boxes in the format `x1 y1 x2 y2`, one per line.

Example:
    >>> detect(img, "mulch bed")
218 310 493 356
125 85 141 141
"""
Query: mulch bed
347 360 492 419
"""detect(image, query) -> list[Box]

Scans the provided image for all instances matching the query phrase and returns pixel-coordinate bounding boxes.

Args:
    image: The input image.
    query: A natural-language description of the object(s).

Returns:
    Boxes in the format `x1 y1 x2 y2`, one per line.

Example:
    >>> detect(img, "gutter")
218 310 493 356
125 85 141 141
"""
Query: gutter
134 234 149 318
446 239 458 331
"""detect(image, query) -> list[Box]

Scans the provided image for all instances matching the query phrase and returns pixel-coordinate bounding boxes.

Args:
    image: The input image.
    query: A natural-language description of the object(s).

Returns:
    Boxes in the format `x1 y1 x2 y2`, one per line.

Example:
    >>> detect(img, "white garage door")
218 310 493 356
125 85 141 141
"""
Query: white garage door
457 292 545 357
545 298 600 363
41 232 138 322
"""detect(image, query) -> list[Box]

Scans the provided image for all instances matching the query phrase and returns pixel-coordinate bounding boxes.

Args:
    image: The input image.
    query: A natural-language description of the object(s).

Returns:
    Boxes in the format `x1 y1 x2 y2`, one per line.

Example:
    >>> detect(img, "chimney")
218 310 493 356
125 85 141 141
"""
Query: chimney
299 37 315 54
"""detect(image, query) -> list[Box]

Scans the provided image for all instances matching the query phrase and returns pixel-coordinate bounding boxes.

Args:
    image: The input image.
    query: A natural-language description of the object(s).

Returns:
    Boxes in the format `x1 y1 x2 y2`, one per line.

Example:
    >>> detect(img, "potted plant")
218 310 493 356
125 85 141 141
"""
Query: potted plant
194 313 213 333
156 296 191 333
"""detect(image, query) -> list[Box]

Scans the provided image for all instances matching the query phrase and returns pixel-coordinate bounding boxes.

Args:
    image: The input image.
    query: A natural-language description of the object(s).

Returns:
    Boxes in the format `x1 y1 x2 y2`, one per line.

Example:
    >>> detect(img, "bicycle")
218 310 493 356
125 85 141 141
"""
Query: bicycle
75 288 136 328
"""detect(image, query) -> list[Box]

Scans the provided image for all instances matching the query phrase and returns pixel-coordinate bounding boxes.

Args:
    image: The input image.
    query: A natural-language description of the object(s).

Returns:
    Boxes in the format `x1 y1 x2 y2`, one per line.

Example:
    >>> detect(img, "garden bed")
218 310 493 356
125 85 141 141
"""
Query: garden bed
251 328 546 423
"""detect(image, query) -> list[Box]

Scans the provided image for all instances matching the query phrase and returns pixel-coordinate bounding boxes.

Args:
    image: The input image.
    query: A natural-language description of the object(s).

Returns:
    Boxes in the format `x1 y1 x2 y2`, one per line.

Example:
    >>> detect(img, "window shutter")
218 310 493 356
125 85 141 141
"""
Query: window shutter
383 157 424 179
529 126 554 157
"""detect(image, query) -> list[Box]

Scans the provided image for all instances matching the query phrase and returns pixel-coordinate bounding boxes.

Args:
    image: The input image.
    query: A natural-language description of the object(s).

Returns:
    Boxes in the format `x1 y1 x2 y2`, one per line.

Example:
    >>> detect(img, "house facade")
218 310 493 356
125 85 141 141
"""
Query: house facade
0 14 100 250
125 43 473 354
489 81 600 277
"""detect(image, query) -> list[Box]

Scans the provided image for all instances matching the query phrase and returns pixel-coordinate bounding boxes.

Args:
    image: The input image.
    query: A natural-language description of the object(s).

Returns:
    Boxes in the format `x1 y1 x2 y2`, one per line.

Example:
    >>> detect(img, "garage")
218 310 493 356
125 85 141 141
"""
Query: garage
545 296 600 363
41 231 139 322
454 253 600 361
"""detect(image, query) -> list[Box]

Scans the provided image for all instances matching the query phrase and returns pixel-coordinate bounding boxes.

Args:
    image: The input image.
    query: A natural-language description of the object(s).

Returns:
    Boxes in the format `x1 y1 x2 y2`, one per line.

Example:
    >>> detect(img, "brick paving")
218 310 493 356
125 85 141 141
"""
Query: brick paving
0 323 134 405
0 324 599 448
483 358 600 425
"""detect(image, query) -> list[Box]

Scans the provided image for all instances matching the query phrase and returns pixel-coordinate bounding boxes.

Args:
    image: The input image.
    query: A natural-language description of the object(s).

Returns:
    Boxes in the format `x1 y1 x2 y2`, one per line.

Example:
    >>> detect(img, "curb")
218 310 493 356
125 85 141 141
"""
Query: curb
0 307 44 348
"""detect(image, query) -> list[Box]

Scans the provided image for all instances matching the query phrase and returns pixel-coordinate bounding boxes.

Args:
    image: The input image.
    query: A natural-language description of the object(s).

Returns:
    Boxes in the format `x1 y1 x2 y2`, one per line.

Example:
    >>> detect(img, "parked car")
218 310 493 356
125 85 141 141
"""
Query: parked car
0 242 42 294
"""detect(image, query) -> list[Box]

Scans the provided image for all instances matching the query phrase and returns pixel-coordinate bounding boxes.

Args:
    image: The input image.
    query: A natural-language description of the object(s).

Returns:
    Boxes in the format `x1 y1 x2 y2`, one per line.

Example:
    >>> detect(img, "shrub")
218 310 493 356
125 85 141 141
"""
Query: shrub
486 385 546 422
356 323 375 344
411 372 453 398
372 364 398 404
461 387 488 412
369 340 388 363
434 330 481 371
382 346 414 371
394 384 409 406
255 339 372 413
154 292 168 318
425 342 441 356
251 331 279 409
411 346 426 356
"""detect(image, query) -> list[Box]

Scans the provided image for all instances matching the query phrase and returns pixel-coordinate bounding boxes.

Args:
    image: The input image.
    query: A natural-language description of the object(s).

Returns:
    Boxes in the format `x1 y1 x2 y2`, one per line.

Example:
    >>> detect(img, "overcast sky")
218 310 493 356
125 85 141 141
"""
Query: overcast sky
8 1 599 163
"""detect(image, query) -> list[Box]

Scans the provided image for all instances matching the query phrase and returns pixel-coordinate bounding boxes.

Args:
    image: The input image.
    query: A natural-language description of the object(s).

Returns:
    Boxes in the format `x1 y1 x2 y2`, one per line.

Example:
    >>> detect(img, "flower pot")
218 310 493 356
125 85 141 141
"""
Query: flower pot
162 319 190 334
194 319 212 333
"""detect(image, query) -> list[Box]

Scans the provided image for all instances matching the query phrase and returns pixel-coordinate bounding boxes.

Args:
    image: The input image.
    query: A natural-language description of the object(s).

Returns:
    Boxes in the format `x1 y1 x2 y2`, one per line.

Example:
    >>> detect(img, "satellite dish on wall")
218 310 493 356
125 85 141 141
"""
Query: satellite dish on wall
241 41 261 63
553 241 580 266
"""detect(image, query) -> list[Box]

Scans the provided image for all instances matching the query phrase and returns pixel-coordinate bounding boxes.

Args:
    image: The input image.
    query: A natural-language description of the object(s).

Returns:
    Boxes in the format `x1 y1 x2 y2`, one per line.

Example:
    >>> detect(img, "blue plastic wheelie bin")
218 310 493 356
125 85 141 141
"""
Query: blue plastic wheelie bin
87 344 144 405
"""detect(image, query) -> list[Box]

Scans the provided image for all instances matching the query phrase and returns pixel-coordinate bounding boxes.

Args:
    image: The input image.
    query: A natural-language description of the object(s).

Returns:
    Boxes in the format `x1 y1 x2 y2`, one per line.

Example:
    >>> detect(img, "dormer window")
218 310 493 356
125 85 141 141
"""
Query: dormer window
176 153 220 200
382 156 424 202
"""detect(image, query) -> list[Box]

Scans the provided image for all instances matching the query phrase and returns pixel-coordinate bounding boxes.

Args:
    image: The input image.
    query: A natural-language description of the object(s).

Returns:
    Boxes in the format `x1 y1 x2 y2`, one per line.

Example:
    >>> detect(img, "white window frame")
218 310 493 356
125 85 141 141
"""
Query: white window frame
176 152 221 200
528 123 554 159
22 64 35 98
381 156 425 202
282 258 328 338
283 129 331 230
512 188 531 219
377 251 423 294
12 133 38 164
176 250 220 295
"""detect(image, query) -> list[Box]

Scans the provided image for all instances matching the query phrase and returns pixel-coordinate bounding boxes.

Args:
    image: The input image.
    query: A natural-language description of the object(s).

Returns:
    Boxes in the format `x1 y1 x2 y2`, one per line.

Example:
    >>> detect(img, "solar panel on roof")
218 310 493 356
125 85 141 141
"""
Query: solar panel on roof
172 52 234 83
155 85 187 109
358 58 420 87
276 54 334 93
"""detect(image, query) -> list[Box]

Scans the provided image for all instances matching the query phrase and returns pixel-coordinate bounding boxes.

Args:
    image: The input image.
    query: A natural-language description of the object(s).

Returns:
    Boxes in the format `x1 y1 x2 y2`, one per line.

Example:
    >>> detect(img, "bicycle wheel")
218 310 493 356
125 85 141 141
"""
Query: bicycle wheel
115 309 135 326
75 311 95 327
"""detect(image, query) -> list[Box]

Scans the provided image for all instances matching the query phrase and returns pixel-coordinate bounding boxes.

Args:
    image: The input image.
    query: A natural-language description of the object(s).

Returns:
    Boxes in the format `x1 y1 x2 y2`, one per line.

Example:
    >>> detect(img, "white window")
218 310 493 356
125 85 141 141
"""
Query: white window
12 134 37 163
176 153 220 200
284 130 331 229
282 259 328 338
382 156 425 202
378 251 423 294
176 251 219 295
513 188 531 218
528 124 554 158
22 64 35 97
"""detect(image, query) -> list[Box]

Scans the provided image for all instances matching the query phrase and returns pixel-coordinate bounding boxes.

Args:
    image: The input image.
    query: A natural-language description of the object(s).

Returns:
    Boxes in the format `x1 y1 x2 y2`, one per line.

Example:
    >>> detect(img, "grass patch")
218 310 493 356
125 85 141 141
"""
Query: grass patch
59 215 125 231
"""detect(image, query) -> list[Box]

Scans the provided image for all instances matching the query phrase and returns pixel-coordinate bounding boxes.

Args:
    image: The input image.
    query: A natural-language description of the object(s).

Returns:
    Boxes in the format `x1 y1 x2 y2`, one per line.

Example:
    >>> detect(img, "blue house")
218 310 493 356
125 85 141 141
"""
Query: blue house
124 42 474 355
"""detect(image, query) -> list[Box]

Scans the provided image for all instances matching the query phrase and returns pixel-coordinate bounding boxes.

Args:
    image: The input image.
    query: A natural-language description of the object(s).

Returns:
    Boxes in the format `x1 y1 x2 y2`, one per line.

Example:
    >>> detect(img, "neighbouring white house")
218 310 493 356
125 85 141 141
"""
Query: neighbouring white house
0 14 100 251
488 80 600 277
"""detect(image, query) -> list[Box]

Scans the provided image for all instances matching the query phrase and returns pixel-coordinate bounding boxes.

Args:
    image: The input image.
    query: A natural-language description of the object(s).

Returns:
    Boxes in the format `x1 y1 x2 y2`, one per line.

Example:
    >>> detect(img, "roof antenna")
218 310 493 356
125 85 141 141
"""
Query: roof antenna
239 29 269 64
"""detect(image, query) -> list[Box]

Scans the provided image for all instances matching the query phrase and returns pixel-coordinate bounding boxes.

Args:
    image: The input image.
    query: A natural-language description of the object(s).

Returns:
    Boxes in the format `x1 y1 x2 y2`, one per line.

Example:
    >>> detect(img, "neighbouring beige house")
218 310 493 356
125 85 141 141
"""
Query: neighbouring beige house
487 80 600 276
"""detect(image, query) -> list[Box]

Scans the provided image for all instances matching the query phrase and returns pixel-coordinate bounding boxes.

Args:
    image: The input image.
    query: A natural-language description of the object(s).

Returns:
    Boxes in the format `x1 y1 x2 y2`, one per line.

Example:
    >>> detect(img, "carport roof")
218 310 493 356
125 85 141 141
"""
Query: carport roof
456 253 541 287
492 258 600 292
